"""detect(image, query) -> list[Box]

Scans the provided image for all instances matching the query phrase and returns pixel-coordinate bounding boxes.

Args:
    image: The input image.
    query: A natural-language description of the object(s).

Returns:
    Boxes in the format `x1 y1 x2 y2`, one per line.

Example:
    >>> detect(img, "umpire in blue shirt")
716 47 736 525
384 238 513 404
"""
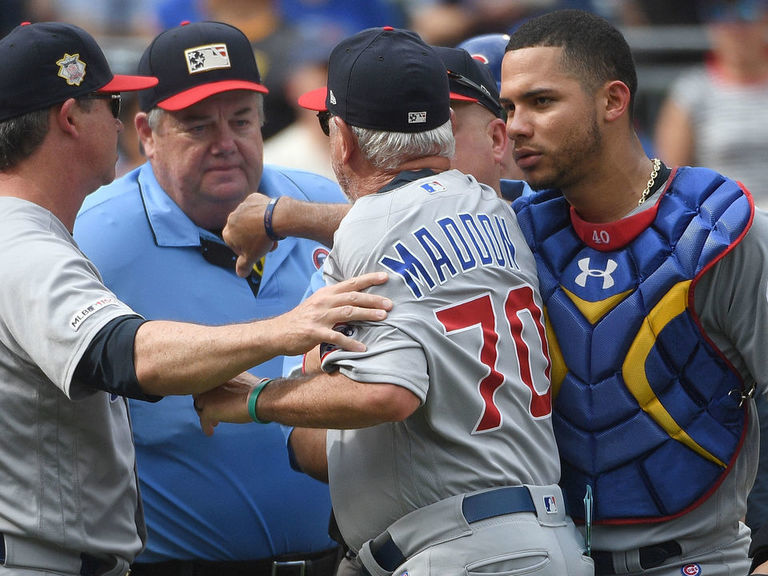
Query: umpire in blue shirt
74 21 346 576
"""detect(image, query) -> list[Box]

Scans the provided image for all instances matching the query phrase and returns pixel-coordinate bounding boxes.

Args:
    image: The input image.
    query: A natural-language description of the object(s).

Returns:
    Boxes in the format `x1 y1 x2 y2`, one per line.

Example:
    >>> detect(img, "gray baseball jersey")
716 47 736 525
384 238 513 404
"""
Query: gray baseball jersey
0 198 145 566
320 170 561 552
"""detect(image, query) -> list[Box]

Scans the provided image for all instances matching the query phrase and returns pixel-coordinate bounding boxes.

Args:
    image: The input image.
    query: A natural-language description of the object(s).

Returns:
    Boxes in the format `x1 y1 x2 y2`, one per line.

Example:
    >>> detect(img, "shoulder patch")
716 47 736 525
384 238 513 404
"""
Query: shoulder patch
313 247 329 270
70 297 119 331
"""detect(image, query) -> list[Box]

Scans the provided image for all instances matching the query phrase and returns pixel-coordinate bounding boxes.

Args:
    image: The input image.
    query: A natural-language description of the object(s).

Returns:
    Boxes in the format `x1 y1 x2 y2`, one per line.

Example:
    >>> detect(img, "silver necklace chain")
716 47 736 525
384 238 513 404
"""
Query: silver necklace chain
638 158 662 206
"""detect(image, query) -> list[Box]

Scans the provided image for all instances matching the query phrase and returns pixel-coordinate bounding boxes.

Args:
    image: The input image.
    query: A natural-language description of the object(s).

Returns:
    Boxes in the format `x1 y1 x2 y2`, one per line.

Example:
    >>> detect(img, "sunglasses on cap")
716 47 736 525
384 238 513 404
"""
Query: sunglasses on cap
80 92 122 119
317 110 333 137
446 70 504 118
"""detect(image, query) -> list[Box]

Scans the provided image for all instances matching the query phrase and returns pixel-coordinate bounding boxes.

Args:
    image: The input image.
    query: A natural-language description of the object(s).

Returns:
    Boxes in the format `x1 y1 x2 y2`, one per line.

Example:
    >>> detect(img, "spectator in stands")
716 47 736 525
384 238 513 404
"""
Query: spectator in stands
654 0 768 208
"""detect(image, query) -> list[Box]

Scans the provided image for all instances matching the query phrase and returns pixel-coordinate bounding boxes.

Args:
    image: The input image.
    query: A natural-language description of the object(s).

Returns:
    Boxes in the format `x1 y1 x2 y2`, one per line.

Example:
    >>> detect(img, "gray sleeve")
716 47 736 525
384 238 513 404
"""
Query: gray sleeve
694 208 768 397
319 211 429 399
0 223 140 400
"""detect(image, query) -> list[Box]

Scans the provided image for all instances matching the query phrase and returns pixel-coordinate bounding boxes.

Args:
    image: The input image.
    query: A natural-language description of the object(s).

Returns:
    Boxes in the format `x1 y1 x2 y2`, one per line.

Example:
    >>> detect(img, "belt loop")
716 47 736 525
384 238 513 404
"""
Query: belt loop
272 559 307 576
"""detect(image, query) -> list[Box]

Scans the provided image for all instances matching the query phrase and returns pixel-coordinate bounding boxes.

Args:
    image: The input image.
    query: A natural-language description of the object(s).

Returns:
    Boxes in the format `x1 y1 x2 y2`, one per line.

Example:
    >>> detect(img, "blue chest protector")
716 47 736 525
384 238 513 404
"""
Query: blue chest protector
513 166 753 523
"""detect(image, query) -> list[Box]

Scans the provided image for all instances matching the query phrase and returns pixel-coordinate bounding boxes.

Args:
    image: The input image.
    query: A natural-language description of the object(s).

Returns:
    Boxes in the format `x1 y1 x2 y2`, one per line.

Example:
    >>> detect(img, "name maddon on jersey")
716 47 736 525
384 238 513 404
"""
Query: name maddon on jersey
379 211 520 299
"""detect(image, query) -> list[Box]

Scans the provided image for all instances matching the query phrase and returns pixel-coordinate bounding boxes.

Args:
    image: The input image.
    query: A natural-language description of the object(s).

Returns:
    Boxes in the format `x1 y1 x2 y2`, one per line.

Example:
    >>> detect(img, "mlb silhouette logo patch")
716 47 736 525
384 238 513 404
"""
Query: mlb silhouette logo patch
681 564 701 576
544 495 558 514
408 111 427 124
420 181 446 194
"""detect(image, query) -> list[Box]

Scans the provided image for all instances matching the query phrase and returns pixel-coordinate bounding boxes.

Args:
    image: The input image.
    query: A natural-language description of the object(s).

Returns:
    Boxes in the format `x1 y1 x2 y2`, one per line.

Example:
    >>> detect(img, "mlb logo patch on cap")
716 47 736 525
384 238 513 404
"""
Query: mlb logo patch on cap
185 44 231 74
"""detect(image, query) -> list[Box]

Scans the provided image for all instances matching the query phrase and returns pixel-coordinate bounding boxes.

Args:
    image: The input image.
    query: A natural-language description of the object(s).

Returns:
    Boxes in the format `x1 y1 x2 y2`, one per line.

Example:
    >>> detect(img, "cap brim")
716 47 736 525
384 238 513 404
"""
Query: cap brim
99 74 159 92
450 91 477 103
157 80 269 111
298 87 328 111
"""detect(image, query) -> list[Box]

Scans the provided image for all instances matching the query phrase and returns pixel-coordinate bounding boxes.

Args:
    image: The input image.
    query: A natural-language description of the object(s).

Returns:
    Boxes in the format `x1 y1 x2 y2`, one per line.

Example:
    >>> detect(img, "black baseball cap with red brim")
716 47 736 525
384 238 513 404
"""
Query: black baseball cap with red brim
0 21 158 122
137 21 268 112
298 27 450 133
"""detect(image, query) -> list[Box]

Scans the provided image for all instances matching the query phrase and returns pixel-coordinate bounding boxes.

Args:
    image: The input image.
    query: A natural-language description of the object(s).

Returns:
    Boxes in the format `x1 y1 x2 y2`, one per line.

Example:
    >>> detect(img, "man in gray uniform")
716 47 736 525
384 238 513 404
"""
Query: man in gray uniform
195 27 592 576
0 22 391 576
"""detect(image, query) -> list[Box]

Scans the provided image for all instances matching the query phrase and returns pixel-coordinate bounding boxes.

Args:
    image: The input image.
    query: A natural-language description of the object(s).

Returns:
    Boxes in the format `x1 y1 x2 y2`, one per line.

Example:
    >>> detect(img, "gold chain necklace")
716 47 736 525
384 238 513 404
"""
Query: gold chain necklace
637 158 662 205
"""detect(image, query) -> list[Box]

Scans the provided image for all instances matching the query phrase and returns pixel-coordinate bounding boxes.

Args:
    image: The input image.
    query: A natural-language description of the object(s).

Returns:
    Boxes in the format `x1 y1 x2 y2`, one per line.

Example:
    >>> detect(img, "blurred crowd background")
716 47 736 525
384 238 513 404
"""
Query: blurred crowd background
5 0 767 200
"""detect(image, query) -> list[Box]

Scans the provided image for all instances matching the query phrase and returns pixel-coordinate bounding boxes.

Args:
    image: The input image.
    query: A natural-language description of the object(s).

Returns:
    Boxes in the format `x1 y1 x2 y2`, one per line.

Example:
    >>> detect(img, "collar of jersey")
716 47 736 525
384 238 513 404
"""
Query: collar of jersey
570 165 672 251
137 163 203 247
377 169 438 195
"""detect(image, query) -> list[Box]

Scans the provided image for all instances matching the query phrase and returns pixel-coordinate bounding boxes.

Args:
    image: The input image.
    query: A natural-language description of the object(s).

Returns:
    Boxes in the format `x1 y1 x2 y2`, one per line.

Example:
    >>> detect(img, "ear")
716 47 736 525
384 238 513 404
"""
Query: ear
134 112 155 158
487 117 508 164
603 80 631 123
334 116 356 164
54 98 81 137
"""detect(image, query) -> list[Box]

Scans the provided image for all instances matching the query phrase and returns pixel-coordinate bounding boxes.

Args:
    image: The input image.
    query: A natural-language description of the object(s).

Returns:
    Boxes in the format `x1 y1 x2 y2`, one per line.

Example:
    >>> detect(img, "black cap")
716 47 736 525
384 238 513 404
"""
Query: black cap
0 22 158 123
433 46 504 119
298 27 450 133
138 21 268 112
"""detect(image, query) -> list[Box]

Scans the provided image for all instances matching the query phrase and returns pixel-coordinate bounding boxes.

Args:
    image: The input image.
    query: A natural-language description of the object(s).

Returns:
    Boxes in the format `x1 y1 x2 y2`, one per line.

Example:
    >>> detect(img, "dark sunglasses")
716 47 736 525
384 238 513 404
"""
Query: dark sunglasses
80 92 122 119
317 110 332 136
446 70 504 119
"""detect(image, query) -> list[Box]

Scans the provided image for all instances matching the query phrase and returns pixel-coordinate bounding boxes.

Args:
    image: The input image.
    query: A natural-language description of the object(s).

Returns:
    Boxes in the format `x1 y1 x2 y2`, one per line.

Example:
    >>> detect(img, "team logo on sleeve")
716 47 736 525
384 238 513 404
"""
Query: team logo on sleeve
56 53 86 85
313 248 329 270
319 323 356 359
681 565 701 576
70 297 120 331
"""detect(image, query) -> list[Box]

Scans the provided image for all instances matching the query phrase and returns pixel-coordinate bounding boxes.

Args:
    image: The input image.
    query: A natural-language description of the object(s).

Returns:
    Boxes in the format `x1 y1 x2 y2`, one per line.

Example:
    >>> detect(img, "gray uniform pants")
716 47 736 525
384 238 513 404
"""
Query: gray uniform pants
352 485 594 576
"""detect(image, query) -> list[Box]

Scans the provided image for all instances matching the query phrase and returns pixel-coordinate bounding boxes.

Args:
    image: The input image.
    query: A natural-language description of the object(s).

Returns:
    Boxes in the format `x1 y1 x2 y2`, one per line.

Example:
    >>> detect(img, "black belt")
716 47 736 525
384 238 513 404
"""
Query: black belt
592 541 682 575
130 547 340 576
367 486 536 573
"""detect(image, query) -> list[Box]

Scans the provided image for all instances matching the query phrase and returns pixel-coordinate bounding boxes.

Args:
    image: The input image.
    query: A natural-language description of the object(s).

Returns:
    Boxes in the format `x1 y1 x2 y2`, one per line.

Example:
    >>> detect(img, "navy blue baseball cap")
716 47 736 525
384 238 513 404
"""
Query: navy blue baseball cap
138 21 268 112
298 27 450 133
456 33 511 92
432 46 504 119
0 22 158 123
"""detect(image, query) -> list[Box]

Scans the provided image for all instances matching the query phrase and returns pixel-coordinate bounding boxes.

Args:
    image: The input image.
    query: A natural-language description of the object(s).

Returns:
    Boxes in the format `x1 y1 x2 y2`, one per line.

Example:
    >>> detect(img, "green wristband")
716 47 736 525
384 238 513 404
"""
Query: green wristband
247 378 272 424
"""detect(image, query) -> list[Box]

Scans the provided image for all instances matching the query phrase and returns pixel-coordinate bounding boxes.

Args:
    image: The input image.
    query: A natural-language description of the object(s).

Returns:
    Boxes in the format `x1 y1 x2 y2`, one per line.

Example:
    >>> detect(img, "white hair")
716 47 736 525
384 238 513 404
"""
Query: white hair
350 119 454 171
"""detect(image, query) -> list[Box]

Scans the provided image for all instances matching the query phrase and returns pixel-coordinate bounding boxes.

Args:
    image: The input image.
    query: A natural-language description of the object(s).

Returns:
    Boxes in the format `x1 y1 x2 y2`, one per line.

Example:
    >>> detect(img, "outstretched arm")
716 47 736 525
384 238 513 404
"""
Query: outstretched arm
194 369 420 434
135 272 391 396
223 194 351 278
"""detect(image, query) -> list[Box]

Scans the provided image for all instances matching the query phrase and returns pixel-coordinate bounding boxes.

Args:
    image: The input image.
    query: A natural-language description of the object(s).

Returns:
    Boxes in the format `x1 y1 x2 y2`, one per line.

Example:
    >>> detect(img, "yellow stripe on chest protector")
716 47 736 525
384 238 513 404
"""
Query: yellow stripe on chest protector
622 280 725 468
561 285 632 324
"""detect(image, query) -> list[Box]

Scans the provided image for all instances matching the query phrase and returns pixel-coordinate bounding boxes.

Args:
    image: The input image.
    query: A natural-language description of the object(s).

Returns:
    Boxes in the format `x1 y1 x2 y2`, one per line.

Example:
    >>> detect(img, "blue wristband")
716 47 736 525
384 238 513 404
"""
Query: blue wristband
247 378 273 424
264 197 286 242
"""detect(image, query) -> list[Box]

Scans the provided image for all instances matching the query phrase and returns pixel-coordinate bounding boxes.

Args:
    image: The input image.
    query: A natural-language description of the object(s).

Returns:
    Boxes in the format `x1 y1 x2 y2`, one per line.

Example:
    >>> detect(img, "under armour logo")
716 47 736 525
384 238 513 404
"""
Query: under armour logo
575 257 617 289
